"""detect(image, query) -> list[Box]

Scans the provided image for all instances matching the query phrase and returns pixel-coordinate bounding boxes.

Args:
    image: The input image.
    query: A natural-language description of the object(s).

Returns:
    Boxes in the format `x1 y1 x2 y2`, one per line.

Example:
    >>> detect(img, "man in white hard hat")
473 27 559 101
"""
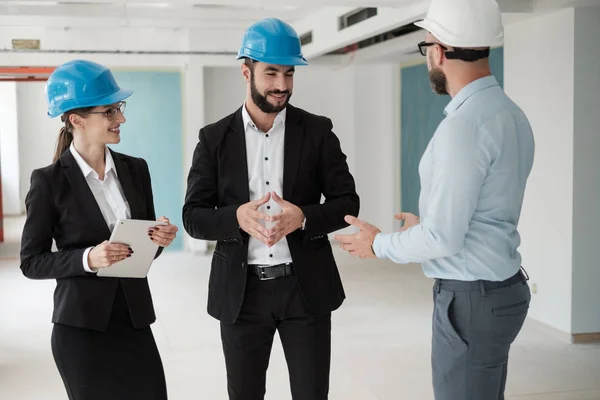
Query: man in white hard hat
335 0 535 399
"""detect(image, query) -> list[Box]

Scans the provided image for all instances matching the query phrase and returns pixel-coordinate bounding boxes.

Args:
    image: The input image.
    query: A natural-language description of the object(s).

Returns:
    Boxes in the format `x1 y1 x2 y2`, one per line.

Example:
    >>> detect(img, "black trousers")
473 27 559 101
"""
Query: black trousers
220 274 332 400
51 283 167 400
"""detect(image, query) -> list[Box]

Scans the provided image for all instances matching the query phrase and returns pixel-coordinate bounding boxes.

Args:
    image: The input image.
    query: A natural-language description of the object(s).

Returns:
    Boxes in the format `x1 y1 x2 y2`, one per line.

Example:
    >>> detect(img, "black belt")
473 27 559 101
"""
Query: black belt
435 269 528 294
248 263 294 280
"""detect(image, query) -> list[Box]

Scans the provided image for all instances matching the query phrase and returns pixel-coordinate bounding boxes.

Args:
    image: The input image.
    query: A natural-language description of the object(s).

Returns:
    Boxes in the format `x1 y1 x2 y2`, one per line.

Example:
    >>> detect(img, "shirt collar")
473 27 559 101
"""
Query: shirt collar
444 75 499 116
242 103 287 133
69 143 116 180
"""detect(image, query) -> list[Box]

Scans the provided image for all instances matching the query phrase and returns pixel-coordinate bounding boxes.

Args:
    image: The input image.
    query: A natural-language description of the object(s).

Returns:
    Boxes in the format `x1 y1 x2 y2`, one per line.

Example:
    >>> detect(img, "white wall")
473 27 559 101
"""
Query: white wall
203 67 246 125
16 82 62 213
0 82 21 216
505 8 575 334
571 5 600 334
0 27 188 52
182 60 209 253
293 65 356 176
352 64 400 234
0 25 237 70
293 65 358 238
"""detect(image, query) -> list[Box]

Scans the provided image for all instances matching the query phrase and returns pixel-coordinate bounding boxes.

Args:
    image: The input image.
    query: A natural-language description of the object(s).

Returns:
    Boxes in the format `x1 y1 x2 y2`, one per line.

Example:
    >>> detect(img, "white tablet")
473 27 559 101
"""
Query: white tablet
97 219 167 278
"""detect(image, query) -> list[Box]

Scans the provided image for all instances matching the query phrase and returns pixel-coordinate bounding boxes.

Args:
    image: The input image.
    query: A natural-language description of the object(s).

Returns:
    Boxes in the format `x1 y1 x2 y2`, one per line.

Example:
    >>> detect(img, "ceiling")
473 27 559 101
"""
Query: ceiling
0 0 419 29
0 0 595 65
0 0 593 30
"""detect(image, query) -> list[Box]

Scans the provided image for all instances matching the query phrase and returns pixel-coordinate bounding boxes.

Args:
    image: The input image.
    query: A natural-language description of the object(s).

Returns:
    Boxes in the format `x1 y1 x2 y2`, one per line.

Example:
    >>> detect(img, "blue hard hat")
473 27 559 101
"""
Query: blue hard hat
45 59 133 118
237 18 308 66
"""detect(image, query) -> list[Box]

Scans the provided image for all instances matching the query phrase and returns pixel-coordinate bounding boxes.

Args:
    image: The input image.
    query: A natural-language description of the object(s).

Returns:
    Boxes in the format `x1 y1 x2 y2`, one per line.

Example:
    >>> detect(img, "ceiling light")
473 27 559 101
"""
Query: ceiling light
0 1 59 5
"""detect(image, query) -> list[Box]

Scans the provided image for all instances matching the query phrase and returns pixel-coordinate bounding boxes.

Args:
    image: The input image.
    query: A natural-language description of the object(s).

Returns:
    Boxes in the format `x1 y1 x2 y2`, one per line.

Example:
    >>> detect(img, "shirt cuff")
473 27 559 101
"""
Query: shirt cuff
82 247 97 273
372 233 387 259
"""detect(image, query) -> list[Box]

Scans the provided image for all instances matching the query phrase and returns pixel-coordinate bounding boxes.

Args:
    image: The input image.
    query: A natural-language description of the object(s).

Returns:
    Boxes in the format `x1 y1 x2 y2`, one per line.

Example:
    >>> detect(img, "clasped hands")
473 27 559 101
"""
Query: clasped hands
236 192 304 247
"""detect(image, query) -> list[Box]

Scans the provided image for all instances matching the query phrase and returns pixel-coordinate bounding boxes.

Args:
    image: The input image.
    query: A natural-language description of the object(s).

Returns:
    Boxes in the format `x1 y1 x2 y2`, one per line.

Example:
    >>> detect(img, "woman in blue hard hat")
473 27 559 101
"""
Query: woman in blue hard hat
20 59 178 400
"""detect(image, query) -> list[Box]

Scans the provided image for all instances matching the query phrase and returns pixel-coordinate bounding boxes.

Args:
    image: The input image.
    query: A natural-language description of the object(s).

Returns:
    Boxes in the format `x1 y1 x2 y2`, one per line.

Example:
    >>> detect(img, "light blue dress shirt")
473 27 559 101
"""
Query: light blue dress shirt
373 76 535 281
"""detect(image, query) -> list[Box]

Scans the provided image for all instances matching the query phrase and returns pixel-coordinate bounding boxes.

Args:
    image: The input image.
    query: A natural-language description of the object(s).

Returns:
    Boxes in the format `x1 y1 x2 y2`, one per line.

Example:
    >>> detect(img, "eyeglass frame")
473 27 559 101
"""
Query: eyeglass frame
87 101 126 121
417 41 490 62
418 41 448 56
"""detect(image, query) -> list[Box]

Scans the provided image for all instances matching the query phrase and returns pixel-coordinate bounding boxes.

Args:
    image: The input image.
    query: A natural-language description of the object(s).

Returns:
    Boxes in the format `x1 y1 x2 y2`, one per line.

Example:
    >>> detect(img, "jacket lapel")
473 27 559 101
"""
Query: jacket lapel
110 149 143 220
283 105 304 200
61 149 111 236
227 107 251 203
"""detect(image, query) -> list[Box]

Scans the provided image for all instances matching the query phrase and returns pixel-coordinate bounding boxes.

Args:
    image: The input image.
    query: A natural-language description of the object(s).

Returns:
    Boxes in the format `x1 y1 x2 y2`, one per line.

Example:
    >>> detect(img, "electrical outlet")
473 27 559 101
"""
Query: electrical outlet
531 283 537 294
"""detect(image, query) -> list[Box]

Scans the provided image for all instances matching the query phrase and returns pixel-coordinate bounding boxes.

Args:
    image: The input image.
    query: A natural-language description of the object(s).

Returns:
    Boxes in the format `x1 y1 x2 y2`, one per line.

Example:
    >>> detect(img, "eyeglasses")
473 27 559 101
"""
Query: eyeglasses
88 102 126 121
417 41 490 61
417 41 447 56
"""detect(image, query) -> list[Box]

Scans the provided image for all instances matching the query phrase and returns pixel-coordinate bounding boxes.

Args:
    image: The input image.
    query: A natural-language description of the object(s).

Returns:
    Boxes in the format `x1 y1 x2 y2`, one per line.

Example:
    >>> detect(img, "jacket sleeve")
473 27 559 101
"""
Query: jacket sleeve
140 158 164 259
182 128 243 242
299 119 360 241
20 169 89 280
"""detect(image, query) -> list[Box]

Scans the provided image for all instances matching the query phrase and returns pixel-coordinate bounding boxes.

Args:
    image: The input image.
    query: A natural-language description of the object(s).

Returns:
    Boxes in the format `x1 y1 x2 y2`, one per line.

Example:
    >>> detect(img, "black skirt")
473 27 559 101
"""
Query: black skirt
51 283 167 400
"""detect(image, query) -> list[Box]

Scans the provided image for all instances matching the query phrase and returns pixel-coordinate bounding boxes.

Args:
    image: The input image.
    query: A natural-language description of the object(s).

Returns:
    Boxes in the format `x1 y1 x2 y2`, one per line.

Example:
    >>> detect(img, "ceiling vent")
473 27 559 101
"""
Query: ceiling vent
339 8 377 31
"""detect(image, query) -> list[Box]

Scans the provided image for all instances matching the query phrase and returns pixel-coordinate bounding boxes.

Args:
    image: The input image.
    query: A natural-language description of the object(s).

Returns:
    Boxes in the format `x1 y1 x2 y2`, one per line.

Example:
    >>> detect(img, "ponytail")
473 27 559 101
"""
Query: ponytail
53 107 94 163
53 125 73 163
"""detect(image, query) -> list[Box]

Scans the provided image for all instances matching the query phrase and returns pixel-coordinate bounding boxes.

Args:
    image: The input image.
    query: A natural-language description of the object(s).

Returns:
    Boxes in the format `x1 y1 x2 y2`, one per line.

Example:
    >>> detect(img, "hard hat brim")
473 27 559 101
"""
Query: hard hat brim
47 88 134 118
95 88 134 107
237 54 308 66
414 20 427 30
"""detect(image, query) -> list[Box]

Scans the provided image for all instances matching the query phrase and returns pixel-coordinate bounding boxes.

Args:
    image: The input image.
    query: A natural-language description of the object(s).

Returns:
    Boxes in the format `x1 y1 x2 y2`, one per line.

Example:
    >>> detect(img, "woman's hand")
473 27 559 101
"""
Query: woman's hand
149 216 178 247
88 240 132 269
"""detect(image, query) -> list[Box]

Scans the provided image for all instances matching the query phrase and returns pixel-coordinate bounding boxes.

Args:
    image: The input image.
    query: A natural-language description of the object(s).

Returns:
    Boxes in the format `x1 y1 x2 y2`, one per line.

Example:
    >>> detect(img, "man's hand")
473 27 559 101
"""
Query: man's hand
334 216 381 259
395 212 420 231
267 192 305 247
237 193 273 246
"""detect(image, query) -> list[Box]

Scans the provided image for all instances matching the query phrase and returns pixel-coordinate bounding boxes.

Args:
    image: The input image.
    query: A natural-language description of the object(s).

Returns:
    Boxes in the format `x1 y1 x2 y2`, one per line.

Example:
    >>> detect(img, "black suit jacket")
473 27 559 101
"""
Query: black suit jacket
20 148 163 332
182 104 359 324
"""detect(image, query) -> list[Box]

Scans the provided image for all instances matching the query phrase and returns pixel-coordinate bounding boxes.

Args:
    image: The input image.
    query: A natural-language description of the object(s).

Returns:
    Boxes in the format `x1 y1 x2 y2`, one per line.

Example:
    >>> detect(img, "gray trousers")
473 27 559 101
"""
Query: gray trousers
432 271 531 400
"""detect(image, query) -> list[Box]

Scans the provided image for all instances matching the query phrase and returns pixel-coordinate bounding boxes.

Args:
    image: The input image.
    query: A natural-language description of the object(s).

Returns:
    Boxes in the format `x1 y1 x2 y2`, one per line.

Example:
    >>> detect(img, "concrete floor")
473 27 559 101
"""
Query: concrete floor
1 216 599 399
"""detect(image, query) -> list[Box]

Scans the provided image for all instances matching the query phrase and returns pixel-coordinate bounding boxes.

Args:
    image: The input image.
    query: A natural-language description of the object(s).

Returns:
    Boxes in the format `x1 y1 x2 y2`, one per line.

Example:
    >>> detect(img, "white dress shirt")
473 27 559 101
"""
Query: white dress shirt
69 143 131 272
242 104 293 266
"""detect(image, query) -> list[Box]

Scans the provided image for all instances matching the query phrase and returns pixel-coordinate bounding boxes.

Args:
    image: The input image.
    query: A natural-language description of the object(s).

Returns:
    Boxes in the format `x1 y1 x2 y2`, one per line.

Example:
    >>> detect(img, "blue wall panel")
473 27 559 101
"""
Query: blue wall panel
112 71 184 251
400 48 504 215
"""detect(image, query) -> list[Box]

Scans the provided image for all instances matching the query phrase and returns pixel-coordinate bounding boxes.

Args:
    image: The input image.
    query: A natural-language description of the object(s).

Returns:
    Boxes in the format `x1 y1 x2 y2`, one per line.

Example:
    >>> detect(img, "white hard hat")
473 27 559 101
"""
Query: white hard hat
415 0 504 48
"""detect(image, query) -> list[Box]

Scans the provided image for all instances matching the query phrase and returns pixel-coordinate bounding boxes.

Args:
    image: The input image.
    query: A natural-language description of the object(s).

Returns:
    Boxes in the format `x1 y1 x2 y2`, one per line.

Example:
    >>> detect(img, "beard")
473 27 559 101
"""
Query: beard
250 72 292 114
428 66 448 96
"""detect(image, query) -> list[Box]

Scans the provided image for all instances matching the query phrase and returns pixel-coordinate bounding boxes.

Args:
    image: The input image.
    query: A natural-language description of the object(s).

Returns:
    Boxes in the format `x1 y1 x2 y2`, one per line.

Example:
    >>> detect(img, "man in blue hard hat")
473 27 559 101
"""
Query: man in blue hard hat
183 17 359 400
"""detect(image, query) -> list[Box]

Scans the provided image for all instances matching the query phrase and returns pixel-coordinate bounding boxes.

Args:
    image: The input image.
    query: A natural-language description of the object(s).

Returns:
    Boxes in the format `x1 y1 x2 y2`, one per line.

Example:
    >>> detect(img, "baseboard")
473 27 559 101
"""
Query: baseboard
525 317 600 344
524 317 572 343
572 332 600 344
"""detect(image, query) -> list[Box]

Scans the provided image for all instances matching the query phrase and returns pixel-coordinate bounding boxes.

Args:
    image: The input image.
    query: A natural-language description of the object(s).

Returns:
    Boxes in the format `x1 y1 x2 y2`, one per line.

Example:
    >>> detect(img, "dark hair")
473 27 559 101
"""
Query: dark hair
53 107 94 163
244 58 256 72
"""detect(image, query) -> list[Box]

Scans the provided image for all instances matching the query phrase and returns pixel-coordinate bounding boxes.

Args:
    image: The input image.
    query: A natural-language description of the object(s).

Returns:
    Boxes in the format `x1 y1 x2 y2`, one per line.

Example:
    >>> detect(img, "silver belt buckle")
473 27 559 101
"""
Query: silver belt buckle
257 265 277 281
